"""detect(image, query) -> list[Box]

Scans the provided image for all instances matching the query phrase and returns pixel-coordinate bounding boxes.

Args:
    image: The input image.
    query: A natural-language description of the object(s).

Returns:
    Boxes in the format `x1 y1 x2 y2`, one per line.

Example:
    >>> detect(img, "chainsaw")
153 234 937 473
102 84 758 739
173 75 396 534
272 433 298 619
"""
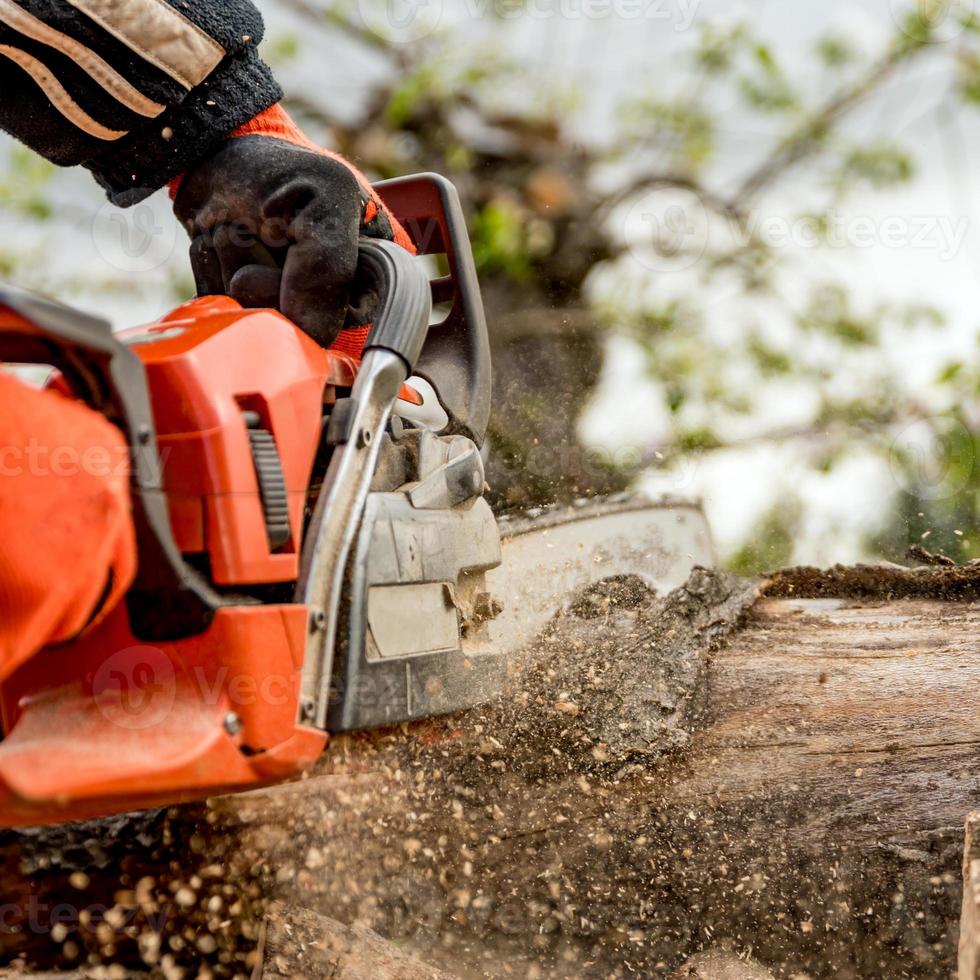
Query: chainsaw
0 173 714 827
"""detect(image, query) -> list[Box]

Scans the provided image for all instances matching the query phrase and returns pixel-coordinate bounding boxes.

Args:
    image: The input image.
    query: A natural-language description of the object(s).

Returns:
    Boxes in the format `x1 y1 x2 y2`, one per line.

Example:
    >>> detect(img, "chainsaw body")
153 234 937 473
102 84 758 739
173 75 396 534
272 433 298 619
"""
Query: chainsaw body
0 174 500 826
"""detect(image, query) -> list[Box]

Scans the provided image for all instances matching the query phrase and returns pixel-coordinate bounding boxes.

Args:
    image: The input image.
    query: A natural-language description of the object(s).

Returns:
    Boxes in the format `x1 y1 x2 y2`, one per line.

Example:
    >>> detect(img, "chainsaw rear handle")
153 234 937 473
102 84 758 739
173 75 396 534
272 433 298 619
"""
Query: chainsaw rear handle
358 238 432 374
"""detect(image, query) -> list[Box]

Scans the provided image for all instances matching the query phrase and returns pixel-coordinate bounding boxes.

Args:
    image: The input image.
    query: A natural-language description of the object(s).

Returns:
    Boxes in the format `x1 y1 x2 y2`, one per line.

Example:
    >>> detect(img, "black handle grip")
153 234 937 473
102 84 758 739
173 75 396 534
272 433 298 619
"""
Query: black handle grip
359 238 432 373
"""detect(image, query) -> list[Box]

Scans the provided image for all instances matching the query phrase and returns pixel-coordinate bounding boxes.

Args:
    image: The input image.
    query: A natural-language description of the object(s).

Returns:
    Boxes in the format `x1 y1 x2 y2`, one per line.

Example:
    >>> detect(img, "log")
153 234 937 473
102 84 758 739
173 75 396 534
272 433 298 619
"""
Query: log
0 566 977 979
210 572 979 979
962 814 980 980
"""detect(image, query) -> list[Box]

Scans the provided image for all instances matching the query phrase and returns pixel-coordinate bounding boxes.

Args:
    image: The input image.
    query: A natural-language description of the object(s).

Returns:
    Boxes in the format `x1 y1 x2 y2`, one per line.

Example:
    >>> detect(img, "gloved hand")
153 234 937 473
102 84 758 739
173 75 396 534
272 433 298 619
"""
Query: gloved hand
172 111 365 348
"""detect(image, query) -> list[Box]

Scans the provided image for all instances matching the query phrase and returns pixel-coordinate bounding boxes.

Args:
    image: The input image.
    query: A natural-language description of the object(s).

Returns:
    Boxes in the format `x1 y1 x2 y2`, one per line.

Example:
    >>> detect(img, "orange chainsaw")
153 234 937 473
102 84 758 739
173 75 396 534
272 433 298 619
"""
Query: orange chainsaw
0 174 715 828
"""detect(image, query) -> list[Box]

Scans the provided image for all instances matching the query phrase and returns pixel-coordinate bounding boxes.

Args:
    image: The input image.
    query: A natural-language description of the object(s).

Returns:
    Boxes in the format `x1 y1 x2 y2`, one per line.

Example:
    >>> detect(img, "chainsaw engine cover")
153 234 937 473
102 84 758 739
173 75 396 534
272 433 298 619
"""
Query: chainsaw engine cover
119 295 353 587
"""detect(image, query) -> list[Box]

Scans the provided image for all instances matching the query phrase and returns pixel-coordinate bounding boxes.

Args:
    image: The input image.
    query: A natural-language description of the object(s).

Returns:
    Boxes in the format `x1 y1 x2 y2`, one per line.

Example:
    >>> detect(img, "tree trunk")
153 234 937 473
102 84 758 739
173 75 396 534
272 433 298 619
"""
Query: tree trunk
0 568 977 979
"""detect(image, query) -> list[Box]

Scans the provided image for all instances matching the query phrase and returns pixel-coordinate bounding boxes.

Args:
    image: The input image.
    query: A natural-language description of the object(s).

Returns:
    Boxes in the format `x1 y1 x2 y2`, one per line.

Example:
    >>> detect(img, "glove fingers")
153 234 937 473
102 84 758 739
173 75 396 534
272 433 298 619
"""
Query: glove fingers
177 142 365 344
211 224 259 294
229 265 283 310
280 241 354 346
188 236 224 297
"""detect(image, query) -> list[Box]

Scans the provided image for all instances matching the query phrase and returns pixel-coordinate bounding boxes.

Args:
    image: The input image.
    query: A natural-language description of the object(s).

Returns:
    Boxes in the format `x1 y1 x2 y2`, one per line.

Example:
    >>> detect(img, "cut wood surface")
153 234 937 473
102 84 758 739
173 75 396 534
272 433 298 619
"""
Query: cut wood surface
0 568 977 979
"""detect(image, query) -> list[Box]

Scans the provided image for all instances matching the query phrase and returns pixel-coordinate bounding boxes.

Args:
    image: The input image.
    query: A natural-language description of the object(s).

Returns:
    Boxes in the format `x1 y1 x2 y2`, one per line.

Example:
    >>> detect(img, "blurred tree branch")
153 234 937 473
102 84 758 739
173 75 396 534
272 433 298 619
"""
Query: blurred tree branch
259 1 980 555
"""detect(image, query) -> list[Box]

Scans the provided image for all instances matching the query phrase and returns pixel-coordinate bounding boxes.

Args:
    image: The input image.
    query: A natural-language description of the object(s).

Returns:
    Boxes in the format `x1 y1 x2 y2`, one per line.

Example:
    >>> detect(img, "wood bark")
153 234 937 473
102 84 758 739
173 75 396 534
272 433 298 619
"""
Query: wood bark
0 568 976 979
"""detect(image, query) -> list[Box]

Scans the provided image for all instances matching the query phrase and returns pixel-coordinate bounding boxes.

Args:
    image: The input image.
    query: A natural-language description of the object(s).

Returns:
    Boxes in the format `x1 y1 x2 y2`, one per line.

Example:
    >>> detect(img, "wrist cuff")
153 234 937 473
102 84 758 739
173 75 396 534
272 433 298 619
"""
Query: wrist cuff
85 52 283 208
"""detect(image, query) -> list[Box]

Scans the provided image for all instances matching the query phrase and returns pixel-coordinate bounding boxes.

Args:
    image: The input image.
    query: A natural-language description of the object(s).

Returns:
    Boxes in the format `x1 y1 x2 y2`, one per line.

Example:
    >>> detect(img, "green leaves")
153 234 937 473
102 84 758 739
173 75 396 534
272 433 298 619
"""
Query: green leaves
871 411 980 563
728 499 803 575
747 333 793 377
816 34 855 68
266 32 300 65
738 43 799 113
470 200 533 281
837 145 915 189
0 146 55 221
956 49 980 103
937 361 963 384
695 21 746 74
620 100 714 172
798 284 878 347
385 64 440 127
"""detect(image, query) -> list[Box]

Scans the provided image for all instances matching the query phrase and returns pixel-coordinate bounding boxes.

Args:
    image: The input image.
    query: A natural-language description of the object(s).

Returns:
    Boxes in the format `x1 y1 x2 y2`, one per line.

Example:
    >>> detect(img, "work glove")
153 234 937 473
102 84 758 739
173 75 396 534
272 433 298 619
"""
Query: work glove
172 108 366 348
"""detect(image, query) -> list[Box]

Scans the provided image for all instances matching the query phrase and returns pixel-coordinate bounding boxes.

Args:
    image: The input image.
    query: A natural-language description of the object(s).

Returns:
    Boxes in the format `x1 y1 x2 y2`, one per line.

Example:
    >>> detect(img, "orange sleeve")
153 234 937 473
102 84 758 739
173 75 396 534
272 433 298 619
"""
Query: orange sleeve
0 373 136 679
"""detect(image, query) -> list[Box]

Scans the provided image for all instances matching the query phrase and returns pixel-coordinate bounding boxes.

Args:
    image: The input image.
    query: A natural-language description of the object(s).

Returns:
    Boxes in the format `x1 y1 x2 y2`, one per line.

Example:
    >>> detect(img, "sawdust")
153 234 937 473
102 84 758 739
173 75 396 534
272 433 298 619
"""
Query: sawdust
260 902 454 979
209 568 762 979
670 949 777 979
465 568 759 778
0 806 264 977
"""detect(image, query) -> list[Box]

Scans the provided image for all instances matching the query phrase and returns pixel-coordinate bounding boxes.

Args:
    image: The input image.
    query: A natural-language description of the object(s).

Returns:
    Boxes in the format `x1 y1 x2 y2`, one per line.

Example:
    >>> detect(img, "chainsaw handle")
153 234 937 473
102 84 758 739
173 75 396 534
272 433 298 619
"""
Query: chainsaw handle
358 238 432 374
